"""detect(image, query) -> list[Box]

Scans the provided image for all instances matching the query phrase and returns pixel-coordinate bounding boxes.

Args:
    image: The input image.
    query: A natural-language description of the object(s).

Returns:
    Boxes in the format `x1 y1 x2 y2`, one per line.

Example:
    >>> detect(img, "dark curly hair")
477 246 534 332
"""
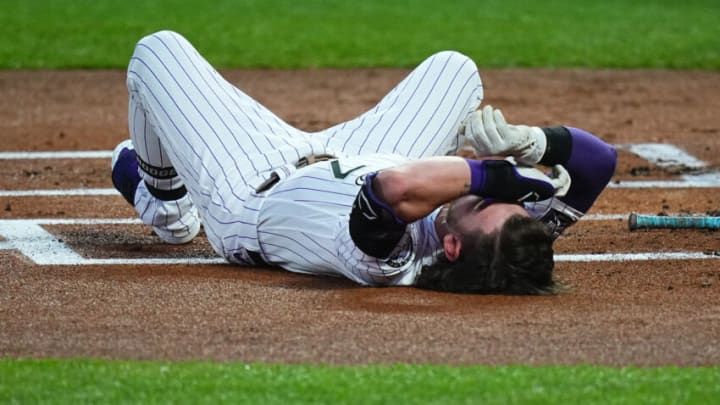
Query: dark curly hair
415 214 556 295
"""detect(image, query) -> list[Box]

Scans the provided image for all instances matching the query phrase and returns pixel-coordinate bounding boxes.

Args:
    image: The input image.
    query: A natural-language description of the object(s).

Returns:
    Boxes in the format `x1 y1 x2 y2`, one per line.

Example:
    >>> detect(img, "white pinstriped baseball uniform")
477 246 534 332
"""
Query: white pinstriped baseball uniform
126 30 492 285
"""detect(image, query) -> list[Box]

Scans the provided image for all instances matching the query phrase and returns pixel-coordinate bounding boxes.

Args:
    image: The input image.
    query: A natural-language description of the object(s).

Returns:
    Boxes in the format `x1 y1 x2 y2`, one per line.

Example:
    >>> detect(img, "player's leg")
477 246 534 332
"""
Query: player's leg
122 30 240 246
128 31 320 188
316 51 483 158
110 92 201 244
122 30 330 250
126 29 325 201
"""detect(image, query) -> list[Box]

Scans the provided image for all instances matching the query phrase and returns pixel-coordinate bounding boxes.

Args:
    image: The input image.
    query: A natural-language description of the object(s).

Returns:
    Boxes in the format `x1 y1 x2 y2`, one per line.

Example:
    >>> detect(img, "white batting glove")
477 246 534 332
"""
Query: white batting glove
464 105 547 165
549 164 571 197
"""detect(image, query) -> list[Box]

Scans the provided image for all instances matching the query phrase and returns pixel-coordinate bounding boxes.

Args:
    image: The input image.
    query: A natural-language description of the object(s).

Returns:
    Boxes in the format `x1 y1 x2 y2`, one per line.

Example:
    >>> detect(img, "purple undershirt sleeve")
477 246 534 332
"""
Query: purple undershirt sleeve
560 127 617 213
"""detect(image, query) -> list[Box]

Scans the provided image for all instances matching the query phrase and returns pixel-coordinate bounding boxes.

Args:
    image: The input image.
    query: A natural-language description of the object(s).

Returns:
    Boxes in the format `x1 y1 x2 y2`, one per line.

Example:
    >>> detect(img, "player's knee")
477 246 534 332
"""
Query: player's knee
432 51 477 70
128 31 182 91
431 50 469 61
132 33 159 60
429 51 480 83
133 30 185 58
149 30 186 44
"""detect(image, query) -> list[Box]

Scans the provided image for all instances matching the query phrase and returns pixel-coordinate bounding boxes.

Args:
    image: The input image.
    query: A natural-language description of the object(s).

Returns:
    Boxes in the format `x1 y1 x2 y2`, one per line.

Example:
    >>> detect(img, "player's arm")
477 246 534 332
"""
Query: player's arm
534 126 616 213
348 156 567 258
373 157 470 222
464 105 617 213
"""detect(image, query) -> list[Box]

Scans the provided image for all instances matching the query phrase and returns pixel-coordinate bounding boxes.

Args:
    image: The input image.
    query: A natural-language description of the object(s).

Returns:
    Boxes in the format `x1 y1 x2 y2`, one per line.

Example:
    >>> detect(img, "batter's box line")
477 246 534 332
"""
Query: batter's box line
0 218 718 266
0 219 225 266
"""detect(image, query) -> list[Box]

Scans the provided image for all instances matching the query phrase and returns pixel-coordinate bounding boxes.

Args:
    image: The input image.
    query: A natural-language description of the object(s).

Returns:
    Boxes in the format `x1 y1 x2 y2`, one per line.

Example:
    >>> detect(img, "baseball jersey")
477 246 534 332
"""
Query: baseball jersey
219 153 442 286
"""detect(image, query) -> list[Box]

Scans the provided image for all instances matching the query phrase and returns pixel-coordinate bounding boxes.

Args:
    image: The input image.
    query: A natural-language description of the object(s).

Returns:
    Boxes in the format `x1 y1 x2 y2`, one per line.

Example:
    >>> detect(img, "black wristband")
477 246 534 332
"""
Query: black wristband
473 160 554 203
539 126 573 166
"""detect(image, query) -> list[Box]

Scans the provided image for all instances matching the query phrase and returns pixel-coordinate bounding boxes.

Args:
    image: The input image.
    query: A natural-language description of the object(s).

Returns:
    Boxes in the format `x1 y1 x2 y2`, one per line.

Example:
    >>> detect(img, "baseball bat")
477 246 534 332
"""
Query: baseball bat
628 213 720 231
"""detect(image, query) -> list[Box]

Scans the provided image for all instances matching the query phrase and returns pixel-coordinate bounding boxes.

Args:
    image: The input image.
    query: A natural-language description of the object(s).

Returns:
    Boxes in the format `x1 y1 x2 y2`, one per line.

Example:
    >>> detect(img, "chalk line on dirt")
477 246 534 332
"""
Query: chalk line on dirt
0 219 717 265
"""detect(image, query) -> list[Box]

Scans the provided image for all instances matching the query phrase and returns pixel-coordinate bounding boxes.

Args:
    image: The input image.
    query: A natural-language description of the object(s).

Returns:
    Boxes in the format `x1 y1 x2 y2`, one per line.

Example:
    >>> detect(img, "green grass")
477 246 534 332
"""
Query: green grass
1 359 718 404
0 0 718 69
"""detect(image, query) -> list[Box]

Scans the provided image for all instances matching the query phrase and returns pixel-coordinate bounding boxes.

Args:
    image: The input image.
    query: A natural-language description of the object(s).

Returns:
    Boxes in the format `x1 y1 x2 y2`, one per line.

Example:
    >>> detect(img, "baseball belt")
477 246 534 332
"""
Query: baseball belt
254 154 336 193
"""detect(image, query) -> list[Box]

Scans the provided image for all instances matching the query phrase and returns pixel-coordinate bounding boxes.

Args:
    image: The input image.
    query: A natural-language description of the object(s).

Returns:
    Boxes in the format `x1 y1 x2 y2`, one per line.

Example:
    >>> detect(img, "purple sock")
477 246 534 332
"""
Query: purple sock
111 148 141 205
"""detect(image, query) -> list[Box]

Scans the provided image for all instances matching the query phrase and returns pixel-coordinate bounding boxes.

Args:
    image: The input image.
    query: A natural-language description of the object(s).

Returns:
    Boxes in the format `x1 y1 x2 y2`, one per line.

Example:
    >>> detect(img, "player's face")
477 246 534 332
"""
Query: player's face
447 195 529 235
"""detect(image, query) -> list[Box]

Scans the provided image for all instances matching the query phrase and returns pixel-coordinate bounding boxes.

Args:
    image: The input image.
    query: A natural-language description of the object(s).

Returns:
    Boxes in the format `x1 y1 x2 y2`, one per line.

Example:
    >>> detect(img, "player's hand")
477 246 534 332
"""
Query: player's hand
514 164 571 198
468 159 569 203
549 164 571 197
464 105 547 165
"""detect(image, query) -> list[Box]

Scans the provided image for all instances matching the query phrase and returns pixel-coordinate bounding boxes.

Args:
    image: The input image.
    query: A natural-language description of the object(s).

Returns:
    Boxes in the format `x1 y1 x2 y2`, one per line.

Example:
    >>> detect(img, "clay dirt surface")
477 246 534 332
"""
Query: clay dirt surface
1 68 719 366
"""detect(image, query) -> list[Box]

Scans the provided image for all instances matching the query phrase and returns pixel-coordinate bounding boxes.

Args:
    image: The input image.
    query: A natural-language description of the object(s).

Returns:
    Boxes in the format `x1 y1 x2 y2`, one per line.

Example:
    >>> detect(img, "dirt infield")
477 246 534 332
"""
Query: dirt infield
1 68 719 366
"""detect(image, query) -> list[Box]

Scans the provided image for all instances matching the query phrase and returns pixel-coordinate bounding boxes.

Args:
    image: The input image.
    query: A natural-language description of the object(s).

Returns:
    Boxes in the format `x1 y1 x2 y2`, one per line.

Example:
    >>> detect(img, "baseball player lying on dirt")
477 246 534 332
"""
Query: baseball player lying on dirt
110 30 617 294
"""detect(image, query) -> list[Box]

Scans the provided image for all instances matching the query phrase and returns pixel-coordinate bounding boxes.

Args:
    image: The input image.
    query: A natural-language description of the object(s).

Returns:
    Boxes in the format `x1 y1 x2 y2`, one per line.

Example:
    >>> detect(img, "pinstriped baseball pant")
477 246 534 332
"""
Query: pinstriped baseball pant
125 30 483 252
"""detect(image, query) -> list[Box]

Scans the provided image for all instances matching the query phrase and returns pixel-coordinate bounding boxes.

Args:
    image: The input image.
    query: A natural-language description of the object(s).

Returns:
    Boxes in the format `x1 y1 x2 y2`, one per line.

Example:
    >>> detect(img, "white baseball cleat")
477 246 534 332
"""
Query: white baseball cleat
111 139 201 244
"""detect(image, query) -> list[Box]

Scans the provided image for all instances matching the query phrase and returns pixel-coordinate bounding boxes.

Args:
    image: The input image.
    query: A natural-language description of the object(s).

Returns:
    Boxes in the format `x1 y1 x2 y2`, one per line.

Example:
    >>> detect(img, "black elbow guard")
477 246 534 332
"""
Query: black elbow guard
349 173 407 258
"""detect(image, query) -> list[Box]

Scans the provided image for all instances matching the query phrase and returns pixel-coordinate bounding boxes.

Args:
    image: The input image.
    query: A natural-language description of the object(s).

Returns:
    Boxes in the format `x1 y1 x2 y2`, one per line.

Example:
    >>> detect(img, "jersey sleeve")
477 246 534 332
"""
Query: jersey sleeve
348 171 408 259
335 220 423 286
540 126 617 214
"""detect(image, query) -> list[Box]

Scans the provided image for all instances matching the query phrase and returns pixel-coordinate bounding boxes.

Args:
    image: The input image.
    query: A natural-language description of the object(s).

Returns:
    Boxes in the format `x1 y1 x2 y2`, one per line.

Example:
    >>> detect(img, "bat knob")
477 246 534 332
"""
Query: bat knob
628 213 638 231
